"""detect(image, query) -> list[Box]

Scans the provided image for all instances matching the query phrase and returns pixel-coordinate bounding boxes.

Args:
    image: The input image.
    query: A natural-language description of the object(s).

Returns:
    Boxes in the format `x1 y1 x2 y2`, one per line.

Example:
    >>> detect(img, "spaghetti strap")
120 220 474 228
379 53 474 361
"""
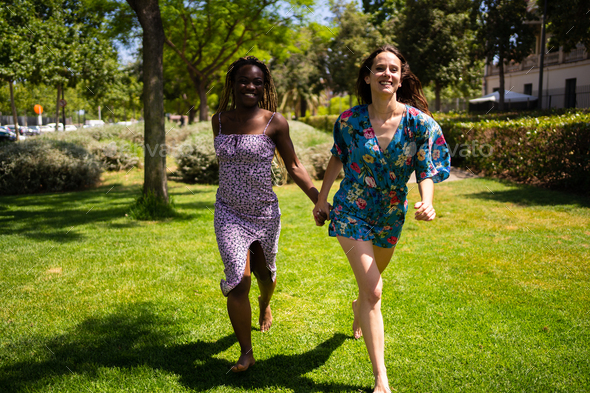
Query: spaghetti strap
263 112 276 135
218 112 222 134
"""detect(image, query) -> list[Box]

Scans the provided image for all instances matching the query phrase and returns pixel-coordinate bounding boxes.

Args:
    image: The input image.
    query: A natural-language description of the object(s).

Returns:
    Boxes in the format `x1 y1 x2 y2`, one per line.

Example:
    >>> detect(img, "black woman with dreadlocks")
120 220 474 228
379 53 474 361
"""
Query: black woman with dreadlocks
213 56 324 372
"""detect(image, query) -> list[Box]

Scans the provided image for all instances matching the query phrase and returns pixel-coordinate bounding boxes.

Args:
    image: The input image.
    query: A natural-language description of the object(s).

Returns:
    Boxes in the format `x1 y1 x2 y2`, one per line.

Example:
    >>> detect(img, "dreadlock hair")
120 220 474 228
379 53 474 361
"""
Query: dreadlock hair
356 45 431 117
216 56 278 114
216 56 287 185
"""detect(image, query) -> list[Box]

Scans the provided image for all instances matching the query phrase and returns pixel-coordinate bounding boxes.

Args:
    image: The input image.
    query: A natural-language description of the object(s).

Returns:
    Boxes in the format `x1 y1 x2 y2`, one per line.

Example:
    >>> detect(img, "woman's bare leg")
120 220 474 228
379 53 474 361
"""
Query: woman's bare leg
353 245 395 339
227 251 255 372
338 236 390 393
250 241 276 332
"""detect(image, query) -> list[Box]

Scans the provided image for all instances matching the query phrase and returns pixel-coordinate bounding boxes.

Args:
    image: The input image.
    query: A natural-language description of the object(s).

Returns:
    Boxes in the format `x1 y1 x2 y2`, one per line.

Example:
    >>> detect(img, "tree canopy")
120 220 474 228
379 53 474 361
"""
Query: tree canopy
0 0 38 138
5 0 581 123
546 0 590 52
475 0 535 110
160 0 312 121
396 0 479 111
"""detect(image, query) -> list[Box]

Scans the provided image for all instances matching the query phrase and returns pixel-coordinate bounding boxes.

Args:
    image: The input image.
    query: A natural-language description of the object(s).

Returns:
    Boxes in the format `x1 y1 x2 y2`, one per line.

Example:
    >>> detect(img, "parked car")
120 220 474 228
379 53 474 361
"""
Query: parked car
0 128 17 142
84 119 105 128
46 123 64 131
23 126 41 136
5 124 28 135
65 124 77 131
39 125 54 132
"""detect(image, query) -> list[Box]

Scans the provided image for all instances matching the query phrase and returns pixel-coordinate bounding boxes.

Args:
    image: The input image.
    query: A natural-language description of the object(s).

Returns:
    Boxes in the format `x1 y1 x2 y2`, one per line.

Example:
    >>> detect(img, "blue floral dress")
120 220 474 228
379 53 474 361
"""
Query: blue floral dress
328 104 450 248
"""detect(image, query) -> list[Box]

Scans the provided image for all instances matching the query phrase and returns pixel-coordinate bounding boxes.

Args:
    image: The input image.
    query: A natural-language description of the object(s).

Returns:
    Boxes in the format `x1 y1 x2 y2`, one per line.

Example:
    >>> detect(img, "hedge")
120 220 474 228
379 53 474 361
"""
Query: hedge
438 111 590 194
0 139 102 195
299 115 339 133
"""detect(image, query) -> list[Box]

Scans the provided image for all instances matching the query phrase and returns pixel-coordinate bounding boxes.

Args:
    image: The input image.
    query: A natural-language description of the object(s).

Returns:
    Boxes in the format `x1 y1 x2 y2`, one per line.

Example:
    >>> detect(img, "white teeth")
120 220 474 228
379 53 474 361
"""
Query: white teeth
380 82 392 85
245 93 256 97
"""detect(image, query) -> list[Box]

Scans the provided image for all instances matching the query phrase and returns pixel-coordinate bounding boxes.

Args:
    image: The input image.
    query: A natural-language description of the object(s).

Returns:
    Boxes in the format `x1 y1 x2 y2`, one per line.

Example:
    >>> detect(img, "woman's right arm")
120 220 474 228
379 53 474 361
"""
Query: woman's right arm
312 155 343 226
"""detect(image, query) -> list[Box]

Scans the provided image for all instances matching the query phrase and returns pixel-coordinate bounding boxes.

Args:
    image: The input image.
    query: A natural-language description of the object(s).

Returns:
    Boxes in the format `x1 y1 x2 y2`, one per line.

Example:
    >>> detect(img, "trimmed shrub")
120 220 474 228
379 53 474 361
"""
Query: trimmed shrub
299 115 339 133
438 111 590 194
298 142 343 180
128 190 176 220
175 141 219 184
0 139 102 195
288 121 337 180
41 128 143 172
88 141 141 171
84 125 123 141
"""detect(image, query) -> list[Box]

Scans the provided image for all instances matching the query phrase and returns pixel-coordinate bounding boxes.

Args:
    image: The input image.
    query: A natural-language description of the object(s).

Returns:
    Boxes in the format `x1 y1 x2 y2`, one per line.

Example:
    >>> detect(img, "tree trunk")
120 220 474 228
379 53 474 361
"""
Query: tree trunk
188 106 197 124
300 97 307 118
127 0 168 203
498 55 505 112
61 87 66 126
8 81 19 141
55 85 61 132
198 80 208 121
187 69 208 122
434 81 441 112
181 92 196 124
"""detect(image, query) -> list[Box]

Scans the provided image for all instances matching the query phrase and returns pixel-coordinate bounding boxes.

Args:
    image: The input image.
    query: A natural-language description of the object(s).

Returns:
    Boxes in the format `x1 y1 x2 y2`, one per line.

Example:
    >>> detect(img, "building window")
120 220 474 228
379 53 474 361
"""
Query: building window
565 78 576 108
524 83 533 96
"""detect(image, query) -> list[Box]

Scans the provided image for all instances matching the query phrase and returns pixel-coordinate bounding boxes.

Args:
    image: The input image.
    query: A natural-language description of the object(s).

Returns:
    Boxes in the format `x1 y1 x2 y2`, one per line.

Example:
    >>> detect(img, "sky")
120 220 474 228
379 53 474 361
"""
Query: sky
117 0 364 64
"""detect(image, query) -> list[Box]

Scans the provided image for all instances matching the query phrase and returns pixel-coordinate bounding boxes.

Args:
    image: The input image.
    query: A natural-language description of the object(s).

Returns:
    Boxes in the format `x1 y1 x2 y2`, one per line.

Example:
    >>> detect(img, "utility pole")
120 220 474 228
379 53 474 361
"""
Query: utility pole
537 0 547 109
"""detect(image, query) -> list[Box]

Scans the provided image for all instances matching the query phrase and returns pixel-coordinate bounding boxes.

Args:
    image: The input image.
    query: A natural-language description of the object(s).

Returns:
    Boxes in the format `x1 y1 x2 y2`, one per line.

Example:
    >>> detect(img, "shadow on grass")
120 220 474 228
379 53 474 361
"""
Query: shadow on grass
464 181 590 209
0 303 364 393
0 184 137 242
0 182 221 241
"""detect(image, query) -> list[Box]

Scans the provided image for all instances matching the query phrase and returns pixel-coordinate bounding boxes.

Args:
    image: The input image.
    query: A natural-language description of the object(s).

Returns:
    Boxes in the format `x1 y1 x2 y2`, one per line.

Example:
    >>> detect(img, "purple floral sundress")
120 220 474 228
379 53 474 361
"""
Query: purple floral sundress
214 112 280 296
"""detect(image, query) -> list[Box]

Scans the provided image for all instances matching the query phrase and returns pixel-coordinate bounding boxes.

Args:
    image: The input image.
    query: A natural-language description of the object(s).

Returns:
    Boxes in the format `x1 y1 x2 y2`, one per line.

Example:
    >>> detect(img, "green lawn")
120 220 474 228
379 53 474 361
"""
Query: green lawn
1 171 589 392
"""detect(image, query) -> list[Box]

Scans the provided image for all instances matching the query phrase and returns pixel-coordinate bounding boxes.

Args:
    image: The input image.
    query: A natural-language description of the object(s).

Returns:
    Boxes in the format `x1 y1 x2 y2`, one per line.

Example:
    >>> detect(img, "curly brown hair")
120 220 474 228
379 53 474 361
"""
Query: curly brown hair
216 56 278 114
356 45 431 117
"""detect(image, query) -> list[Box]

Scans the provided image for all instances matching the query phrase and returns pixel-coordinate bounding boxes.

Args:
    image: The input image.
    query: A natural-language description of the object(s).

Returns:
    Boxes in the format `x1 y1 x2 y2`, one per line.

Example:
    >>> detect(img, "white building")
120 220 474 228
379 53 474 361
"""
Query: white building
483 22 590 109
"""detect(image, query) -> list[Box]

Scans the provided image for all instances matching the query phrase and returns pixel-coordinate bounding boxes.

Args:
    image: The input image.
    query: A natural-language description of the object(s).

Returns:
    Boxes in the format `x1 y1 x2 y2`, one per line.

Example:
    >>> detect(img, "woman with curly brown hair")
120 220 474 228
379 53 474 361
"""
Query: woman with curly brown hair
313 45 451 392
213 56 322 372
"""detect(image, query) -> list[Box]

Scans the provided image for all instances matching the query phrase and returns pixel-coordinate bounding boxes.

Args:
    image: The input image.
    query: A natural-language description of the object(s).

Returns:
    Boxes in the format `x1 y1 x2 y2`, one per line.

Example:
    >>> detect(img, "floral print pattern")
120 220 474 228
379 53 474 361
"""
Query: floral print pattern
214 120 280 296
328 104 450 248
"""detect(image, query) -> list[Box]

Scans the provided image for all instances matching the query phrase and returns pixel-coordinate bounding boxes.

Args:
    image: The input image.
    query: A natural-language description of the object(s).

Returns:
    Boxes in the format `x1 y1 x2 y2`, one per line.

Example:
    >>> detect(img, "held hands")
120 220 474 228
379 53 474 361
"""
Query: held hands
313 200 331 226
414 201 436 221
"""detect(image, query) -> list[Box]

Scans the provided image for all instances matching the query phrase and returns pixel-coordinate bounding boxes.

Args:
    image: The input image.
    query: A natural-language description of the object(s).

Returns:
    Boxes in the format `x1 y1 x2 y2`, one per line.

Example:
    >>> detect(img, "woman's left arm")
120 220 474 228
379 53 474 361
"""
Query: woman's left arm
272 113 320 205
413 114 451 221
414 178 436 221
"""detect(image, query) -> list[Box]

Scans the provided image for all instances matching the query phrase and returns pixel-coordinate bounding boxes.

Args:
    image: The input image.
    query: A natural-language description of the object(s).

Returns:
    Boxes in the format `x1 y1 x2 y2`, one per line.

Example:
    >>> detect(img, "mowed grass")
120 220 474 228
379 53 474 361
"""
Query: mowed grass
0 170 589 392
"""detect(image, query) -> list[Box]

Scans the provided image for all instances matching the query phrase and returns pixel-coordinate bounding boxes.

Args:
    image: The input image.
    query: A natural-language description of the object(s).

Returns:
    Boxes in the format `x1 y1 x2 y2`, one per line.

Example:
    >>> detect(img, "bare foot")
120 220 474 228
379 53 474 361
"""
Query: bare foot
352 299 362 339
258 296 273 332
232 352 256 373
373 388 392 393
373 375 391 393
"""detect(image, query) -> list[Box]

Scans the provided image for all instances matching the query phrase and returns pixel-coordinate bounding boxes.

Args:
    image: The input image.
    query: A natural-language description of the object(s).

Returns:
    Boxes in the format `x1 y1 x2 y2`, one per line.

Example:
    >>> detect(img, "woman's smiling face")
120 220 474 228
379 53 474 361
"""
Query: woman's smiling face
365 51 402 97
234 65 264 107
